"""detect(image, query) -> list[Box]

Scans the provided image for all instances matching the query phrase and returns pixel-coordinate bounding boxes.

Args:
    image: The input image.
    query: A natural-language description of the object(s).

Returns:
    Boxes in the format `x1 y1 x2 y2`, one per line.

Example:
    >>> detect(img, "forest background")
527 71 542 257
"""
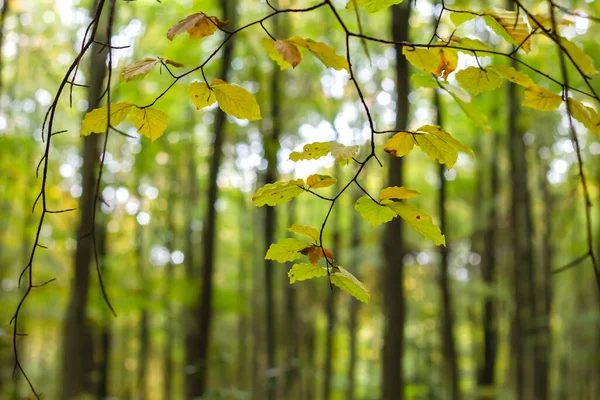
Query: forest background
0 0 599 399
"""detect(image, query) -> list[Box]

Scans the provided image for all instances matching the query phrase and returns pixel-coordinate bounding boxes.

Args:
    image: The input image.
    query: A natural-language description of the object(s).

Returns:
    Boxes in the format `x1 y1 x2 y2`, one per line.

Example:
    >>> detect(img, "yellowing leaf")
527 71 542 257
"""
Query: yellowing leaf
523 85 562 111
345 0 403 13
559 37 598 76
252 179 305 207
379 186 420 201
411 73 438 89
446 91 490 133
288 37 349 72
487 65 534 87
384 131 416 157
288 224 319 242
483 10 531 53
402 47 440 74
329 142 359 162
288 263 327 283
413 131 458 168
265 238 311 263
567 98 600 139
307 174 337 189
167 12 229 41
261 38 299 70
434 47 458 80
164 59 185 68
417 124 475 158
289 142 331 161
128 107 169 141
275 40 302 68
455 66 502 96
330 266 370 303
81 102 134 136
211 78 261 120
304 246 335 265
355 196 397 227
121 57 160 82
386 202 446 246
449 37 491 53
449 12 479 27
188 82 217 109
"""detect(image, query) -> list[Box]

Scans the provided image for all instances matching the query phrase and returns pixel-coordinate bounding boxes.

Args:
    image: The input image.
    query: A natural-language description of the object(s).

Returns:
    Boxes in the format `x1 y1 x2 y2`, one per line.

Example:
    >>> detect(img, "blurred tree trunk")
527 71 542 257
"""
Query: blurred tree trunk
435 91 460 400
185 0 236 396
96 224 111 400
0 0 10 95
237 194 249 391
477 127 499 398
346 190 361 400
382 2 411 399
283 201 299 398
59 1 109 397
135 174 149 400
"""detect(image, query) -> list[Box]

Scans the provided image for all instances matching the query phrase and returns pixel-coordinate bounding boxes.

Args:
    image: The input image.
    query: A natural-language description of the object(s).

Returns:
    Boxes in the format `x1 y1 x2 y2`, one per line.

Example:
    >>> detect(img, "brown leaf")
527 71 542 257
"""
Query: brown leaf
164 59 185 68
305 246 335 265
167 12 229 41
274 40 302 68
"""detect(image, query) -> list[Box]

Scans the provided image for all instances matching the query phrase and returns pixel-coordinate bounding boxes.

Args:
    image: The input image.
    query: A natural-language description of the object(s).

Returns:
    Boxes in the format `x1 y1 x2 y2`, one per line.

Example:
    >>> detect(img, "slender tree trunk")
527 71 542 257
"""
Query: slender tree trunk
136 177 149 400
59 1 110 397
0 0 10 96
186 1 236 396
237 194 249 391
283 201 299 398
346 191 361 400
96 225 111 400
435 91 460 400
382 2 411 399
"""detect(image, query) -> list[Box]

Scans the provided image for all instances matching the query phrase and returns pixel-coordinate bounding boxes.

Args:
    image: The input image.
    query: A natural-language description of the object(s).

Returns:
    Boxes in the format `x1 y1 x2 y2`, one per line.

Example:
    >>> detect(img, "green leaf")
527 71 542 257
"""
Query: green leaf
329 142 359 163
252 179 305 207
345 0 403 13
567 98 600 139
386 202 446 246
446 91 490 133
355 196 397 227
559 37 598 76
288 263 328 283
523 85 562 111
449 11 478 27
188 82 217 110
266 238 311 263
379 186 420 201
288 224 320 242
211 78 261 120
81 102 134 136
450 37 491 53
455 67 502 96
402 47 440 74
487 65 534 87
128 107 169 141
289 142 331 161
288 37 349 72
411 73 438 89
483 10 531 53
330 266 370 303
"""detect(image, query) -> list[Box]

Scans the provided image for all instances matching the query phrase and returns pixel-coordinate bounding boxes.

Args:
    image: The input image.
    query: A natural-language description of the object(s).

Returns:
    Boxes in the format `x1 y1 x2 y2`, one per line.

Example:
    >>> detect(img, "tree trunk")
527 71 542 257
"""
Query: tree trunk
59 1 110 397
135 175 149 400
238 194 249 391
382 2 411 399
346 190 361 400
186 0 236 396
435 91 460 400
96 224 111 400
283 201 299 398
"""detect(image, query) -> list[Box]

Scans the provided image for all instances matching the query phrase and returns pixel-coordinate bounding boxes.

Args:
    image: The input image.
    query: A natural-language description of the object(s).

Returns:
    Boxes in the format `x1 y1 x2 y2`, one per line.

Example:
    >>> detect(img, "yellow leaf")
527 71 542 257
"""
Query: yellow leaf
128 107 169 141
455 66 502 96
289 142 331 161
288 224 320 242
487 65 534 87
252 179 305 207
345 0 404 13
418 125 474 158
330 266 370 303
188 82 217 110
261 38 294 70
448 36 491 53
81 102 134 136
449 12 479 27
275 40 302 68
402 47 440 74
266 238 311 263
379 186 420 201
413 131 458 168
167 12 228 41
483 10 532 53
559 37 598 76
384 131 416 157
288 263 327 283
386 202 446 246
329 142 359 162
567 98 600 139
306 174 337 189
355 196 397 227
120 57 160 82
211 78 261 120
523 85 562 111
434 47 458 80
288 37 349 72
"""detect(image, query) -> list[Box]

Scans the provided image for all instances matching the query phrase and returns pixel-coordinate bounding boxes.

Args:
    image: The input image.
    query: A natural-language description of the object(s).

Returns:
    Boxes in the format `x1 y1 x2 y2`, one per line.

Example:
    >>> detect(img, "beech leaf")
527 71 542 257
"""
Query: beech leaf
167 12 228 41
81 102 134 136
252 179 305 207
121 58 160 82
265 238 311 263
288 263 327 283
330 266 370 303
128 107 169 141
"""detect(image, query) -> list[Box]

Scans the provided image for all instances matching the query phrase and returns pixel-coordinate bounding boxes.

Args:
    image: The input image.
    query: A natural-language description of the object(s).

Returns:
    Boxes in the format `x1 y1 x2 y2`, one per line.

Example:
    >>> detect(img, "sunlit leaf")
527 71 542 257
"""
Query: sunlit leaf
567 98 600 139
446 91 490 133
307 174 336 189
411 73 438 89
383 131 416 157
211 78 261 120
355 196 397 227
386 202 446 246
128 107 169 141
120 57 160 82
483 10 531 52
81 102 134 136
289 142 331 161
304 246 335 265
262 38 302 70
252 179 305 206
288 263 327 283
265 238 311 263
167 12 229 41
449 36 491 53
288 37 349 72
188 82 217 109
434 47 458 79
418 124 475 157
330 266 370 303
487 65 534 87
455 66 502 96
379 186 420 201
164 59 185 68
559 37 598 76
402 47 440 74
288 224 320 242
523 85 562 111
449 11 479 27
329 142 359 162
345 0 404 13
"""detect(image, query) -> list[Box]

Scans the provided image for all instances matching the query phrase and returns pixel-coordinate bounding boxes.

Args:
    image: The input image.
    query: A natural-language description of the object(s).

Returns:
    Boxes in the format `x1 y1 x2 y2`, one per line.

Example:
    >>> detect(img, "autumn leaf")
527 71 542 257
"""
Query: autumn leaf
288 224 320 242
383 131 416 157
402 47 440 74
288 37 349 72
288 263 327 283
289 142 331 161
379 186 420 201
411 73 438 89
449 11 479 27
306 174 336 189
523 85 562 111
167 12 228 41
164 59 185 68
455 67 502 96
128 107 169 141
275 40 302 68
487 65 534 87
81 102 134 136
329 142 359 163
330 266 370 303
211 78 261 120
261 38 301 70
121 57 160 82
386 202 446 246
445 90 491 133
559 37 598 76
188 82 217 110
449 37 491 53
304 246 335 265
345 0 404 13
355 196 397 227
434 47 458 80
265 238 311 263
252 179 305 207
483 10 532 53
567 98 600 139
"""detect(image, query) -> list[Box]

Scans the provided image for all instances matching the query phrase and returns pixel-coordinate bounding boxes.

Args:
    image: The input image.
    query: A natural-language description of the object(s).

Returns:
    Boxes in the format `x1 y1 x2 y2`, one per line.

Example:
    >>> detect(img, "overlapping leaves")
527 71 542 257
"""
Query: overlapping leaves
262 36 349 72
188 78 261 120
